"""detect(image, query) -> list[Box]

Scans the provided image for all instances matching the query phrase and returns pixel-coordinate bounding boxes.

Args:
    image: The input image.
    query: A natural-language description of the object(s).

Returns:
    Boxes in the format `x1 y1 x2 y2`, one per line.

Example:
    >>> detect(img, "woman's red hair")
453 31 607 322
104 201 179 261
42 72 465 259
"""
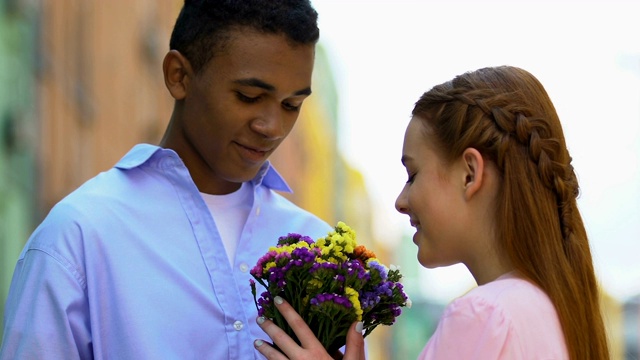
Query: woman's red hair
412 66 609 360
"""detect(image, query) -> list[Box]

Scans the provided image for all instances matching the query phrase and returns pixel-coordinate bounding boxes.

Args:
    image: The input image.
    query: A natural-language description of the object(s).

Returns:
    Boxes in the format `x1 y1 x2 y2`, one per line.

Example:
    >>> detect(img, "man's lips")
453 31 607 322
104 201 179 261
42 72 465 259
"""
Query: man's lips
235 142 271 162
239 143 270 153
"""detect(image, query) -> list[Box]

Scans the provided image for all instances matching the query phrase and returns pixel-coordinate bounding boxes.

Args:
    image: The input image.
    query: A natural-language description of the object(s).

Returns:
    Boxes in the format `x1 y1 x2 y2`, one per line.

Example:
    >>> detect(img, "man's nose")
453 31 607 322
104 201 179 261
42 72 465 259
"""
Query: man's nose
250 104 286 140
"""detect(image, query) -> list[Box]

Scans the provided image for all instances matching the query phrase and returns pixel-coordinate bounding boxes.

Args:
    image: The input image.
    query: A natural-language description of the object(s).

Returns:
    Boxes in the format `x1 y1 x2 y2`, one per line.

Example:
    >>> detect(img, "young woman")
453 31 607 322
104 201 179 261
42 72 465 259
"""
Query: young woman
254 66 610 360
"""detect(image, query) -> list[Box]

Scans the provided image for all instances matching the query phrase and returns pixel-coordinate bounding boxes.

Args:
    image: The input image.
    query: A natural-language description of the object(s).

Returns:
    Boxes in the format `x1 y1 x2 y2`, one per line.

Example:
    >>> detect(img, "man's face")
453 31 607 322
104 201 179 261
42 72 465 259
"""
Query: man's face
174 28 315 194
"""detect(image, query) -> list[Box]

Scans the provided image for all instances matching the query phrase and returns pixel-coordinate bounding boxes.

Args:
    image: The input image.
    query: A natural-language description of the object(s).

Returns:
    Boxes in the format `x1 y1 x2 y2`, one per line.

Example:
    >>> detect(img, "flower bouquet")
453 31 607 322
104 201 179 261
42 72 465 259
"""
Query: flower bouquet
249 221 410 354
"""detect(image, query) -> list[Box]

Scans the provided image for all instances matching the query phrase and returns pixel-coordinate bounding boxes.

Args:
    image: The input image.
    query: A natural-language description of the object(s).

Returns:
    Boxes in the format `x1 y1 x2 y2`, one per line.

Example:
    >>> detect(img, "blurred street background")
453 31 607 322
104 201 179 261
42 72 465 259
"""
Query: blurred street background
1 1 638 359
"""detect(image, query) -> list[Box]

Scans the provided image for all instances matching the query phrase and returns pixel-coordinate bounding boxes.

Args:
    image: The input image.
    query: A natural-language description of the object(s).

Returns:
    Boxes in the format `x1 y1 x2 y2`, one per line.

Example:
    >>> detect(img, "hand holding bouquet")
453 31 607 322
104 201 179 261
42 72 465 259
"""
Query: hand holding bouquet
249 222 410 354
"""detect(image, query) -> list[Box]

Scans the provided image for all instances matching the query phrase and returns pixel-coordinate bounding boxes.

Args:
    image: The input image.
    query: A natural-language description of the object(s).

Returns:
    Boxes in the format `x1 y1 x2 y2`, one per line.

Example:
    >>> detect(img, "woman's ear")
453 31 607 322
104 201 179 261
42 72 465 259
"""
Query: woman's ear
162 50 192 101
461 148 485 201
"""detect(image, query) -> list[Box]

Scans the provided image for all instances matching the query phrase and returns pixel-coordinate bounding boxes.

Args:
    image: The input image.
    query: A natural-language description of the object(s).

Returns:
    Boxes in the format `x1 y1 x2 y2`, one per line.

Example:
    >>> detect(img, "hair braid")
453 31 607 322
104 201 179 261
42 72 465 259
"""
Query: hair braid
448 88 582 248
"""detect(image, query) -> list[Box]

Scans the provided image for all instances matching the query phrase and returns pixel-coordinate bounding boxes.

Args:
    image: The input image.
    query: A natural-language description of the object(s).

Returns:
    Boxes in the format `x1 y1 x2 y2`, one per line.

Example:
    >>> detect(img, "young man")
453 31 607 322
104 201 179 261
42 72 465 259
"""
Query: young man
0 1 331 359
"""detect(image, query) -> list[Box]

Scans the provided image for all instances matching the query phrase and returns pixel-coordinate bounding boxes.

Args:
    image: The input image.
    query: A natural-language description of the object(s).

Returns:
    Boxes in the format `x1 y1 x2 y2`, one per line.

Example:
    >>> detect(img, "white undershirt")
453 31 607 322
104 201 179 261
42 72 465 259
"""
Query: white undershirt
200 182 253 266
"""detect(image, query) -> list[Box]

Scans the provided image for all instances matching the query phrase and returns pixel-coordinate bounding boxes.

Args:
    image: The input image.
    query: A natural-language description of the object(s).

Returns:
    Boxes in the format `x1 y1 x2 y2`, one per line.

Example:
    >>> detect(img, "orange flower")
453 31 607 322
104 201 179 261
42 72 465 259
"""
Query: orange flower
353 245 376 262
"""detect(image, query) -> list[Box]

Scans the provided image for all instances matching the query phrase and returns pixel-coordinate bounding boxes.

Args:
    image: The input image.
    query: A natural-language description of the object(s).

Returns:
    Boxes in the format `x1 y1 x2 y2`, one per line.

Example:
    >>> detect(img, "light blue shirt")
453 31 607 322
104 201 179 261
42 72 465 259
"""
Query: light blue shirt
0 144 332 360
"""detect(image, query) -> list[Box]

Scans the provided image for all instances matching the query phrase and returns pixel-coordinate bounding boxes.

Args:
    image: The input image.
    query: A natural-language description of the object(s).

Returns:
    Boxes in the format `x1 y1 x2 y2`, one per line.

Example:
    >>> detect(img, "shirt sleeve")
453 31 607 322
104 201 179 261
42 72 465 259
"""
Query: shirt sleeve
0 236 92 359
417 295 523 360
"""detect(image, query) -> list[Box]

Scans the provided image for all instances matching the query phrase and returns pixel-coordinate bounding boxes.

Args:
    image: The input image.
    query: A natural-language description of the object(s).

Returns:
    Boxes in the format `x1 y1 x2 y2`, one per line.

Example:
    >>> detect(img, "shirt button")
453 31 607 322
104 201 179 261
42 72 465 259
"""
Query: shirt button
233 321 244 331
256 206 261 216
239 263 249 272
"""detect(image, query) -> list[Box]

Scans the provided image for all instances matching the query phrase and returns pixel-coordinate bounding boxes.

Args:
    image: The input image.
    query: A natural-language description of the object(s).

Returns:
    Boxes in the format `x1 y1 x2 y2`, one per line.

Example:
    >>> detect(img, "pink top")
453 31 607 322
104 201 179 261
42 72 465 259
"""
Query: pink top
417 273 569 359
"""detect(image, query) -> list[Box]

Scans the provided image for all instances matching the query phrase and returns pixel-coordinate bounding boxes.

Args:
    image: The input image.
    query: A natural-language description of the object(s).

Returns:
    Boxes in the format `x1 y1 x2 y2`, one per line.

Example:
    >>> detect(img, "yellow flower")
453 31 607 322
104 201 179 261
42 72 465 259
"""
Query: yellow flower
321 243 333 256
264 261 276 272
273 245 290 254
297 241 311 249
343 243 355 254
345 287 363 320
336 221 356 239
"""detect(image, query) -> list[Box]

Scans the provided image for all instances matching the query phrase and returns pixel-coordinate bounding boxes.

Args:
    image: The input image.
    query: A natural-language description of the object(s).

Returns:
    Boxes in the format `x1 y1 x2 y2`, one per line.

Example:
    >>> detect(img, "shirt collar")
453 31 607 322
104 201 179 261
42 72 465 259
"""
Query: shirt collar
115 144 292 193
114 144 161 170
254 162 292 193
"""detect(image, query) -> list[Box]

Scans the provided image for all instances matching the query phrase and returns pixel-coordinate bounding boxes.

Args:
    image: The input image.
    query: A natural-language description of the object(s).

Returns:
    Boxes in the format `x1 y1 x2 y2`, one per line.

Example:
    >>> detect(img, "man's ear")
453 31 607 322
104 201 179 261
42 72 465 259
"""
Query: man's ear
461 147 485 201
162 50 192 101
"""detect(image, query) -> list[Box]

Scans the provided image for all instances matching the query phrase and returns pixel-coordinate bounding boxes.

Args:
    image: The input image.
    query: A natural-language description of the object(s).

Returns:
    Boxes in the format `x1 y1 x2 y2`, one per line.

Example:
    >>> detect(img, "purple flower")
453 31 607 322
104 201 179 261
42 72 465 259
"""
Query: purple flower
277 233 314 246
256 291 273 317
310 293 352 309
367 260 388 281
250 250 278 277
310 262 339 272
291 247 319 262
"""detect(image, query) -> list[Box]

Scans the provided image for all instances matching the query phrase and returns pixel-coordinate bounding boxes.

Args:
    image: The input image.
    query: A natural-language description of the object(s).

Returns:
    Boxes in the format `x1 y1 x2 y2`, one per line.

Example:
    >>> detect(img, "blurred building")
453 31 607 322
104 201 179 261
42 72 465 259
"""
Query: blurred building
35 0 178 213
0 0 39 339
624 295 640 359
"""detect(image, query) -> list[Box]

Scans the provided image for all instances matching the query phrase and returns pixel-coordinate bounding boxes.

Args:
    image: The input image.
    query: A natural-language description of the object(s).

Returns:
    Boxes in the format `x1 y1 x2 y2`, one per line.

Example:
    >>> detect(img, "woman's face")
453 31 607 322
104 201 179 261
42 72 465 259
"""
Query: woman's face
395 117 471 268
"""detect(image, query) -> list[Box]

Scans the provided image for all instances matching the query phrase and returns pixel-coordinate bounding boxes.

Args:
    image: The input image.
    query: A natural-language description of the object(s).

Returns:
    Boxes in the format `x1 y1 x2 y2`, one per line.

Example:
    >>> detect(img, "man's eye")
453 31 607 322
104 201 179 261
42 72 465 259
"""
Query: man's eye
282 102 301 112
236 92 259 103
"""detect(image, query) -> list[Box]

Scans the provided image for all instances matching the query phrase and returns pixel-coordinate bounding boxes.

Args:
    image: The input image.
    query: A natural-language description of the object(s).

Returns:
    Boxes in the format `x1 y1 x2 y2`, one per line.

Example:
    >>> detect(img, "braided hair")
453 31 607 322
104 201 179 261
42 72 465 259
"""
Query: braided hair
412 66 609 360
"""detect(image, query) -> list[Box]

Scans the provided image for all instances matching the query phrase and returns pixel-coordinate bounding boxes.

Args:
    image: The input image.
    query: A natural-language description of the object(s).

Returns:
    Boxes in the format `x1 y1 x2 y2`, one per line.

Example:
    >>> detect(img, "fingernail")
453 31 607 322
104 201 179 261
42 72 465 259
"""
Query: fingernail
274 296 284 305
257 316 266 325
355 321 363 334
254 339 264 348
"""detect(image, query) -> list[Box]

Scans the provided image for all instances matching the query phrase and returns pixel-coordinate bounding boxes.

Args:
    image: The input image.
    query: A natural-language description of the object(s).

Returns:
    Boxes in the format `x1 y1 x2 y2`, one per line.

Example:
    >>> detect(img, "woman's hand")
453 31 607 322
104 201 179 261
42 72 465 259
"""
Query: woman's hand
254 296 366 360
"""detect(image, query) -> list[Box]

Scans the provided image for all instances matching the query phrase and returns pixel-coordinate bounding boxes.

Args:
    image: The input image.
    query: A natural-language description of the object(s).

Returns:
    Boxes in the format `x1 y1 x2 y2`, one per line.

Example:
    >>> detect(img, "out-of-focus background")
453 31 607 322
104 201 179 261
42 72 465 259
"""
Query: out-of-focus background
0 0 638 359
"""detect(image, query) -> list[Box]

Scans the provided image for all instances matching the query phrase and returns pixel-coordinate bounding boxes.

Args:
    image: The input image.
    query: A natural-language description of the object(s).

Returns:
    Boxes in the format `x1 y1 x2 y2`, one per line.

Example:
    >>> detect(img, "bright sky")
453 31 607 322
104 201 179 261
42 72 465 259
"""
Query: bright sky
311 0 640 303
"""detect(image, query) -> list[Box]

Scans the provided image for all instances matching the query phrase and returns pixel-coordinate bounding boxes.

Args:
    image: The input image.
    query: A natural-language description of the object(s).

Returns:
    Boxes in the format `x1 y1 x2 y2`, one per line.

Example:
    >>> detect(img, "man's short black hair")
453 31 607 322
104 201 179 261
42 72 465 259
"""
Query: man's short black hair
169 0 320 73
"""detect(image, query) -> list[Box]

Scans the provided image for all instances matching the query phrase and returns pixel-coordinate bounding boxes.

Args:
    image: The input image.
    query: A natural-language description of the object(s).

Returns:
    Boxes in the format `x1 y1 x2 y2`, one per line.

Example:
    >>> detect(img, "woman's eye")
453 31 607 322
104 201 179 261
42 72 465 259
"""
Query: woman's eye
406 173 416 184
237 92 259 103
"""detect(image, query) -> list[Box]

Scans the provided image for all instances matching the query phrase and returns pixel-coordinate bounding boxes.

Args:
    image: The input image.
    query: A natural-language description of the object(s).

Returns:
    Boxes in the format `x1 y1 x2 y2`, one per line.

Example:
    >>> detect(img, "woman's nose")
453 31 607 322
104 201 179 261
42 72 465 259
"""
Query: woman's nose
395 186 409 214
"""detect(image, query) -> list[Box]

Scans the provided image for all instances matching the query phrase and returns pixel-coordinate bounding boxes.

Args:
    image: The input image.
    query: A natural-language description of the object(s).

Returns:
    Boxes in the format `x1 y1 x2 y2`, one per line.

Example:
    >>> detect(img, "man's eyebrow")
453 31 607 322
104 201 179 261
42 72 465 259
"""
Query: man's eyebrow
234 78 275 91
233 78 312 96
294 87 312 96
